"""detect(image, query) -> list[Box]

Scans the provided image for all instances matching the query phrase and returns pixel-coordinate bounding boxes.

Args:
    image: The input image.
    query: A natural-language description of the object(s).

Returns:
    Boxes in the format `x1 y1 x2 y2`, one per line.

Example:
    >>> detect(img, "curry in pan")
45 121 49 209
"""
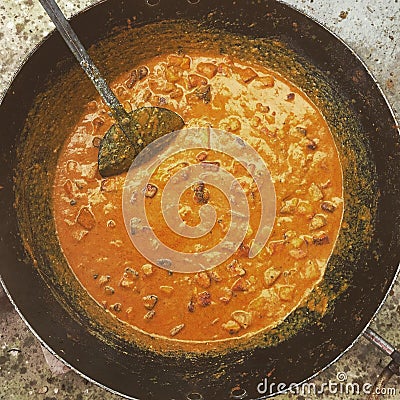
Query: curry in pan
4 3 397 398
53 53 343 347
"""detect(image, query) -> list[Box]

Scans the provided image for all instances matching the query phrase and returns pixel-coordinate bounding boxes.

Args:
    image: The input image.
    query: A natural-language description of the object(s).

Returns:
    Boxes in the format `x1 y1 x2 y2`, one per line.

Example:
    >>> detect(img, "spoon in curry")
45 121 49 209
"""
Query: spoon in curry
38 0 184 177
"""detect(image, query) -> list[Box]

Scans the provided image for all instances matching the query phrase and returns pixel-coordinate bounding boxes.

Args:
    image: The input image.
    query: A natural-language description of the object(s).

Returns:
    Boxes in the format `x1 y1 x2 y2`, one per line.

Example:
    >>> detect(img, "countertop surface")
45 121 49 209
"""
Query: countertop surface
0 0 399 399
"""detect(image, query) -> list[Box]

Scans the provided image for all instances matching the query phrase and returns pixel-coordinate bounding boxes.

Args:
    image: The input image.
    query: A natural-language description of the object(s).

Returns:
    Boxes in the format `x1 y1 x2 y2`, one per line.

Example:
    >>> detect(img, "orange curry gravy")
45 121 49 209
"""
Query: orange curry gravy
53 53 343 345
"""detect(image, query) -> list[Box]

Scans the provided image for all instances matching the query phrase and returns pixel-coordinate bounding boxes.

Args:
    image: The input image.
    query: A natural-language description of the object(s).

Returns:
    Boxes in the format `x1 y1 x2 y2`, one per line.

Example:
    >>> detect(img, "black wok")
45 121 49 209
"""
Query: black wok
0 0 399 399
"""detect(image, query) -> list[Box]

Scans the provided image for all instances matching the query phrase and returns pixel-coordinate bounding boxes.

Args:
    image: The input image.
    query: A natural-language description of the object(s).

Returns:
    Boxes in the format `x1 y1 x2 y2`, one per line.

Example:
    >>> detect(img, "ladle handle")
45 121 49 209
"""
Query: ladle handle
38 0 130 124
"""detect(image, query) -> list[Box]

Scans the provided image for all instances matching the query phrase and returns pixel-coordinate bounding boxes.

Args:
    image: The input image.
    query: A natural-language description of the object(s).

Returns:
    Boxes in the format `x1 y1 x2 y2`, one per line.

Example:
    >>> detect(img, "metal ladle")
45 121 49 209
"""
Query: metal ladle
38 0 184 177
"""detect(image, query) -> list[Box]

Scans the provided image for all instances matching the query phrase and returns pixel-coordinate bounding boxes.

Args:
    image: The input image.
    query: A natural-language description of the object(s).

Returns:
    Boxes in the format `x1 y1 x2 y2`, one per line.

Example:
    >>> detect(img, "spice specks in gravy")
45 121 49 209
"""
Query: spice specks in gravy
53 53 343 344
